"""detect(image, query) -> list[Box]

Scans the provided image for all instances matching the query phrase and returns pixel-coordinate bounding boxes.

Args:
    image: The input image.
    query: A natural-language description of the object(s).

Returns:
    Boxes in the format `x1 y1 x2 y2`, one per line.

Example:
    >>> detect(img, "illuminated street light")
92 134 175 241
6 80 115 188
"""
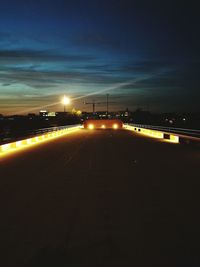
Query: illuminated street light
62 96 70 112
88 124 94 130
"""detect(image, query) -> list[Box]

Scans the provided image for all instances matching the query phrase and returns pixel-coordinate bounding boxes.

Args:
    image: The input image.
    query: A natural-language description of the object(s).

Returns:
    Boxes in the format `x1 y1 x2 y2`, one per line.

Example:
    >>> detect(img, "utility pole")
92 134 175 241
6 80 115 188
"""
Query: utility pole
106 94 109 118
92 102 95 113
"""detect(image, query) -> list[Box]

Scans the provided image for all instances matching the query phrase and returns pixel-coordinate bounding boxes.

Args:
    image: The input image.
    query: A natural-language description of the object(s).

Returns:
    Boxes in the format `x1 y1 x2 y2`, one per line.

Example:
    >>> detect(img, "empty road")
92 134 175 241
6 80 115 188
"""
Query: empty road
0 129 199 266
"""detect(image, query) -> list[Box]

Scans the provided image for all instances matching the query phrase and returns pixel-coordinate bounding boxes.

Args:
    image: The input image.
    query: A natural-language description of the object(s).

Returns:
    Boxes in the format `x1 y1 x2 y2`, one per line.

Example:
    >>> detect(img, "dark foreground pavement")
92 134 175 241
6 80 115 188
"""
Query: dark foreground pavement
0 129 199 267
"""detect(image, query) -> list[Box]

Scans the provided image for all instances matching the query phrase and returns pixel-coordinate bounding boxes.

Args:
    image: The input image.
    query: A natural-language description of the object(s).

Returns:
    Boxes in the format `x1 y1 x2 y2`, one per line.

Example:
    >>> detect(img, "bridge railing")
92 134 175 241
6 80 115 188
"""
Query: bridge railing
0 124 82 156
0 124 81 145
33 124 81 135
128 124 200 138
124 123 200 143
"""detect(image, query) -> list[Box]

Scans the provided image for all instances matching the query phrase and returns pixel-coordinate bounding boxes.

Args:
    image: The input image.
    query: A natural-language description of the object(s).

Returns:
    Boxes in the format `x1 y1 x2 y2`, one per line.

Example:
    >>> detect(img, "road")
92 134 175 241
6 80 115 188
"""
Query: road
0 128 199 267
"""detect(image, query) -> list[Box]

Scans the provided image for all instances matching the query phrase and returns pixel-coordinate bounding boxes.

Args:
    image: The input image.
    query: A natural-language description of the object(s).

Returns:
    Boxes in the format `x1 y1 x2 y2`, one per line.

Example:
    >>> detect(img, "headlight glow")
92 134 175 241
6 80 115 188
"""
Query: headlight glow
113 124 118 129
88 124 94 130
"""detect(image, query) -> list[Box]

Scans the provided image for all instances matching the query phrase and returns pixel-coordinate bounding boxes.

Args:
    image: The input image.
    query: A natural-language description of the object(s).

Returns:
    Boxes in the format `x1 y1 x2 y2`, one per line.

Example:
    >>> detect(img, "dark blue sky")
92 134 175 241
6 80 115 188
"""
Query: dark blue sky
0 0 199 114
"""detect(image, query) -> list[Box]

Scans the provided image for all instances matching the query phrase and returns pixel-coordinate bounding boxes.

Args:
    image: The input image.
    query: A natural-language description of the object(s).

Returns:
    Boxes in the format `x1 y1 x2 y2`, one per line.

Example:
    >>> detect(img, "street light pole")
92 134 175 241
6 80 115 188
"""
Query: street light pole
62 96 70 113
106 94 109 118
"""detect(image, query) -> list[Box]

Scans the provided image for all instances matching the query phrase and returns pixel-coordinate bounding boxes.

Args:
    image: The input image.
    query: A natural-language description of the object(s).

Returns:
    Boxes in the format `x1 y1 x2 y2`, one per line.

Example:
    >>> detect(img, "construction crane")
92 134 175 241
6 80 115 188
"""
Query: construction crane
84 94 115 115
83 100 104 113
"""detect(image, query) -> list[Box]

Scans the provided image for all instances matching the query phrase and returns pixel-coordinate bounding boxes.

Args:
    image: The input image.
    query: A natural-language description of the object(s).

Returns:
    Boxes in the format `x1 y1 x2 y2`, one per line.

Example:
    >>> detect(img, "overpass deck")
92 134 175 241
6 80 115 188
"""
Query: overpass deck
0 129 199 266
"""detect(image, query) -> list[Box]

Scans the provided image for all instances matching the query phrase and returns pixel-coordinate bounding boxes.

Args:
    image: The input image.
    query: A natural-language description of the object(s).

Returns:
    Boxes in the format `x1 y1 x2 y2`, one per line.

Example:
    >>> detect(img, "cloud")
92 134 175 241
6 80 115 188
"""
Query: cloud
0 46 199 114
0 49 95 64
0 67 118 89
118 60 175 73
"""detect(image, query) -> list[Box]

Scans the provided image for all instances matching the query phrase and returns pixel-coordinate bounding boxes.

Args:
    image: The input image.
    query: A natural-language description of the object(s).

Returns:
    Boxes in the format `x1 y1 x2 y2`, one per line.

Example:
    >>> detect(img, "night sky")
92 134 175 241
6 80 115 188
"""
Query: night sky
0 0 199 115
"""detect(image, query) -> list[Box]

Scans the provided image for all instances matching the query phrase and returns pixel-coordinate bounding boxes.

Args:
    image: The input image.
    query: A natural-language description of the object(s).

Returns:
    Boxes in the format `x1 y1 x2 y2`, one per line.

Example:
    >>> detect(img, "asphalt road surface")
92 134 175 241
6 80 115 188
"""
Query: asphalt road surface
0 129 199 267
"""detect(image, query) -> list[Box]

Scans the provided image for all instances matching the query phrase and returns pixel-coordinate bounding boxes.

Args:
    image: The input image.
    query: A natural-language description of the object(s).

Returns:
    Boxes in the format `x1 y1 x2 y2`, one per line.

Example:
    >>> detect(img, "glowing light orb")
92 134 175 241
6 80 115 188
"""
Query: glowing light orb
88 124 94 130
62 96 70 105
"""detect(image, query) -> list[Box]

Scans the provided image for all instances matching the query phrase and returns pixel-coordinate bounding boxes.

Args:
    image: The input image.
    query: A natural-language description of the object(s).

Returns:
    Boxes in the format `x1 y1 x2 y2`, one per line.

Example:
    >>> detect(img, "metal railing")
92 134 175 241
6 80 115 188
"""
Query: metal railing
127 124 200 138
33 124 81 135
0 124 81 145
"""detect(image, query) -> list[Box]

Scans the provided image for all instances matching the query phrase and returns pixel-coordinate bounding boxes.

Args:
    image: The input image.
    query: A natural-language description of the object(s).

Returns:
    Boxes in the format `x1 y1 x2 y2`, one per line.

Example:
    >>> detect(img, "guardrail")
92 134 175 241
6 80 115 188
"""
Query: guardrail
0 124 81 145
0 124 82 157
130 124 200 138
124 123 200 144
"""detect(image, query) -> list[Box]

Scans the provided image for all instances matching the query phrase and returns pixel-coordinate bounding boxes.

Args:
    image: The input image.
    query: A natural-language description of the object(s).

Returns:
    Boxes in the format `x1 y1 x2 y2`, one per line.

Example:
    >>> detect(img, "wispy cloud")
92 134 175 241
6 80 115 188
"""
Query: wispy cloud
0 49 95 63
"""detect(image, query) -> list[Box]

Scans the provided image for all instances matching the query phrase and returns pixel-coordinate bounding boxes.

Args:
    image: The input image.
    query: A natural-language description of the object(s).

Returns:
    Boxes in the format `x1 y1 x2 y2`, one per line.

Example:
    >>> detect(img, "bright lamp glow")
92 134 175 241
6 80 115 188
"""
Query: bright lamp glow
88 124 94 130
113 124 118 129
101 125 106 129
62 96 70 105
